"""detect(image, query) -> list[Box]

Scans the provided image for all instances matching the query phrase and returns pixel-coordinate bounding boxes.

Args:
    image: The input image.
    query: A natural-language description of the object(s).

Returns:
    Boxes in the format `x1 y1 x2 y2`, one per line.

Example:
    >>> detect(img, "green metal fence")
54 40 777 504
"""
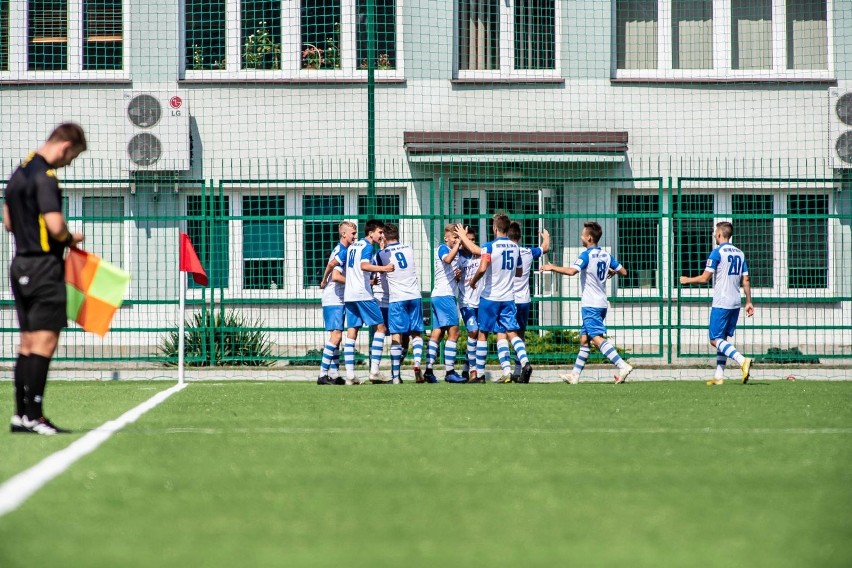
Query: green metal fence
3 172 848 368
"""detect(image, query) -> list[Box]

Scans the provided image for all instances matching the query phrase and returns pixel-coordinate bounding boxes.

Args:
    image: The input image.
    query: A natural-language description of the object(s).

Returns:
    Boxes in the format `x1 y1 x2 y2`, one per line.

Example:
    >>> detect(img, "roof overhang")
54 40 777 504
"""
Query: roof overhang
404 131 628 163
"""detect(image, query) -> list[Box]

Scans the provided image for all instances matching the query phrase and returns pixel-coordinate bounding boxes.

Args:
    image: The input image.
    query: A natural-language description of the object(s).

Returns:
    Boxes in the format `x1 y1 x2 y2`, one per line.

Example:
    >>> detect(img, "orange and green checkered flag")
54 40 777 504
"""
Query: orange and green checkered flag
65 248 132 337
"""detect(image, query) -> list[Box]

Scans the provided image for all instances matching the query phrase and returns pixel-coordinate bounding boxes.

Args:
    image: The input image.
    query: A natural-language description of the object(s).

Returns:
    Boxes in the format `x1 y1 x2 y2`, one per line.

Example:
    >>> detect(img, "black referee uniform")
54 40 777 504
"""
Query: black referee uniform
5 152 69 332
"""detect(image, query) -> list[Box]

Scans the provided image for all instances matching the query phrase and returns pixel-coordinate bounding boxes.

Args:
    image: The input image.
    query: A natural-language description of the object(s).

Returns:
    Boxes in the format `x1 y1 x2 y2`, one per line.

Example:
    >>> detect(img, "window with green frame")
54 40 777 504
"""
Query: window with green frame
732 194 774 288
186 194 229 289
0 0 9 71
242 195 286 290
787 194 828 289
82 196 124 267
356 0 396 69
617 194 660 289
357 194 400 225
185 0 226 70
303 195 344 288
242 0 281 70
673 194 714 287
21 0 123 71
28 0 68 71
83 0 123 70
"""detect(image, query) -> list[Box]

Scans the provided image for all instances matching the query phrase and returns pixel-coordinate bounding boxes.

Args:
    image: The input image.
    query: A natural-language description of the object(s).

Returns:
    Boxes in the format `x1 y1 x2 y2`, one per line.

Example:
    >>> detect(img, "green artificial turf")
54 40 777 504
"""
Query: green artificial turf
1 380 850 568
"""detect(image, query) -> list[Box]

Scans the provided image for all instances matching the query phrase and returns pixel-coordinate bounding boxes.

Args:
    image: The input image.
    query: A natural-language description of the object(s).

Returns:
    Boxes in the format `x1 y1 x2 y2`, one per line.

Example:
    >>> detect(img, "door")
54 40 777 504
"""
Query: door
455 185 562 330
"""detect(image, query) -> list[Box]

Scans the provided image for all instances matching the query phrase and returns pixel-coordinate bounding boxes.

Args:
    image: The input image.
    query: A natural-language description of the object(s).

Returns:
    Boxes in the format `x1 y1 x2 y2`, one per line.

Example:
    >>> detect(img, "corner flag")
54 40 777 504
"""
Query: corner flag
179 232 208 285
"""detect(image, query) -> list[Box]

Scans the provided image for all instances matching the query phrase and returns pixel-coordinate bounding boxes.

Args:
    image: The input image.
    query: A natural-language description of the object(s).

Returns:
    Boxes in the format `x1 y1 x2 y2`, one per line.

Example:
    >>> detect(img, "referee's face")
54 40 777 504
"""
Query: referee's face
55 144 84 167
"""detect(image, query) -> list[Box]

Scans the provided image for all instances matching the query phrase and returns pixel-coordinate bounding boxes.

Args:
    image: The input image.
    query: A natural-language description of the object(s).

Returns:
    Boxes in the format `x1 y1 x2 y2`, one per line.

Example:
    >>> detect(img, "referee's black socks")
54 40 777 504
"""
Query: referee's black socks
13 353 31 417
25 354 51 419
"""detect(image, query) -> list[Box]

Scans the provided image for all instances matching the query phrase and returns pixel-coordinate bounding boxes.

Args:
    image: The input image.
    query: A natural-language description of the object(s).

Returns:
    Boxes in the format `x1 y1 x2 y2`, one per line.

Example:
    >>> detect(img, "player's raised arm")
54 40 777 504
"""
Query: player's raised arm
454 224 481 255
539 229 551 254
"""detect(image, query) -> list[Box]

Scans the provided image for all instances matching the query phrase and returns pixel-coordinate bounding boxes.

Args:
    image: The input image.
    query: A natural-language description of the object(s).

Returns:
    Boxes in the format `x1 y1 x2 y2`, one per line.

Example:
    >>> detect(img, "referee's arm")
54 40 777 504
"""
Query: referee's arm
3 204 11 232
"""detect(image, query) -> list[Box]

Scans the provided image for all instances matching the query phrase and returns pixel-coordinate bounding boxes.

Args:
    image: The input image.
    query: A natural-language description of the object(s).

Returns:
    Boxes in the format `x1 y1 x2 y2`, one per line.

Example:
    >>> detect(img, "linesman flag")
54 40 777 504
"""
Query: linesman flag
65 248 132 337
180 232 208 285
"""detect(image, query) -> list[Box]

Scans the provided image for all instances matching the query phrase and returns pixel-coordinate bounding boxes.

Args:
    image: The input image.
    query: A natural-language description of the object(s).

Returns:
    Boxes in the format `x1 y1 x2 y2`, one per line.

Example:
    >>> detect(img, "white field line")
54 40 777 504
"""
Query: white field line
0 382 187 518
142 426 852 436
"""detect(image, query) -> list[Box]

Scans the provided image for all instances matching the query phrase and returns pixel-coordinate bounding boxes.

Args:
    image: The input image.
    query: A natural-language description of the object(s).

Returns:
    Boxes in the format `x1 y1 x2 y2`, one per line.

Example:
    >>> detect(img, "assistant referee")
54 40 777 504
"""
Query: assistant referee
4 123 86 435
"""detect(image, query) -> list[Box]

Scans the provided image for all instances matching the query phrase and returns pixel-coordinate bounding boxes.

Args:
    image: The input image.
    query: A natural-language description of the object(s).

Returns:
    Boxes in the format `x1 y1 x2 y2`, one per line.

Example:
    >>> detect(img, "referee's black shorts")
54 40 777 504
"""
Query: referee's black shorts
10 255 67 332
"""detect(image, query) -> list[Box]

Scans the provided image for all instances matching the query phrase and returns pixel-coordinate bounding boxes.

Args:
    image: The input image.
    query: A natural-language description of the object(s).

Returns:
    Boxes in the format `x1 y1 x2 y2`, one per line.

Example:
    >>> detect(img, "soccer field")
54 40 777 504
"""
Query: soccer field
1 380 850 568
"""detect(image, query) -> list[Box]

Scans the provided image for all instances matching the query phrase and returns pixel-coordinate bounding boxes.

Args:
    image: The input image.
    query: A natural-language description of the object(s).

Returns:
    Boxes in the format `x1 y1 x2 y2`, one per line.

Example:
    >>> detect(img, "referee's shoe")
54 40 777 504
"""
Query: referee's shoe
23 416 71 435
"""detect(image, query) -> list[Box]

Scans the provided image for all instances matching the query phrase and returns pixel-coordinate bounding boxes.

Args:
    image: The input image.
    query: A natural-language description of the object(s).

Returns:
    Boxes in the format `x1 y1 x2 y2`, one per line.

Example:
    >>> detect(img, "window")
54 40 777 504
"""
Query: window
673 194 714 286
732 194 774 288
457 0 560 78
617 194 660 289
303 195 344 288
614 0 832 79
187 194 229 288
0 0 127 79
242 195 286 290
787 194 828 289
183 0 403 78
357 194 400 224
81 196 124 267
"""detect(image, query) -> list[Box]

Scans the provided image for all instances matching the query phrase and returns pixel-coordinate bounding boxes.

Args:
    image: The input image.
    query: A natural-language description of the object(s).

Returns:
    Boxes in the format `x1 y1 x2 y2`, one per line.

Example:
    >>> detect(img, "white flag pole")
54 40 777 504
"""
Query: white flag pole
178 266 186 385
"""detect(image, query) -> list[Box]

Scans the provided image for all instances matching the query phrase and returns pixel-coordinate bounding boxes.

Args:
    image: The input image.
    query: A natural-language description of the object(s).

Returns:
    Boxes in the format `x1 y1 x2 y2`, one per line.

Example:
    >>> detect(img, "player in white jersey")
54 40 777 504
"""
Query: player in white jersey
423 224 464 383
340 220 395 385
316 221 357 385
464 214 533 383
456 226 486 383
542 222 633 384
508 222 550 382
680 221 755 386
375 223 425 383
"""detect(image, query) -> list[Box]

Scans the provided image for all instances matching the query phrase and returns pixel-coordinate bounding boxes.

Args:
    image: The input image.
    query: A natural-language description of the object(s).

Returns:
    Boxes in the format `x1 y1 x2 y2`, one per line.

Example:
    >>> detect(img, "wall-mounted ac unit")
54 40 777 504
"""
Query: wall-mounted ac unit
124 91 190 171
829 87 852 169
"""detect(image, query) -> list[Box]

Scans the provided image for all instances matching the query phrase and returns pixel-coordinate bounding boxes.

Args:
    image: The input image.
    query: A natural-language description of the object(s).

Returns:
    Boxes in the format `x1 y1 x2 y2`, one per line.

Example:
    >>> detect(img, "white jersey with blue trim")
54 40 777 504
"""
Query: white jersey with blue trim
481 237 520 302
572 246 621 309
377 242 422 303
343 238 378 303
459 253 483 308
321 242 347 307
431 243 460 298
705 242 749 310
514 246 543 304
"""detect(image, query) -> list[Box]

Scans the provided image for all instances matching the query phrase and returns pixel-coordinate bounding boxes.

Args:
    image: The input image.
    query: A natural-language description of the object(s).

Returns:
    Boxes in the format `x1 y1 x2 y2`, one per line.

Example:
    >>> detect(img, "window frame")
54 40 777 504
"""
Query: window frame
180 0 405 81
454 0 562 81
0 0 130 82
611 0 835 81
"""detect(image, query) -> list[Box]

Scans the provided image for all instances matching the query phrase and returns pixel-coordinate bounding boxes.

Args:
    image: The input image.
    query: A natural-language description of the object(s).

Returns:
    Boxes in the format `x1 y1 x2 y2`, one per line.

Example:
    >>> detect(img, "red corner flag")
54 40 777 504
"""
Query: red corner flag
179 232 208 285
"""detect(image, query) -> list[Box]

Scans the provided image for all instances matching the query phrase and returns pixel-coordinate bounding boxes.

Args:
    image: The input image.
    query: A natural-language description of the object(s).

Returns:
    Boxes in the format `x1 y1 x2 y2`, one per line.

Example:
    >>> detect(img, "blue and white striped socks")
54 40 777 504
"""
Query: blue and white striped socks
426 339 439 369
390 343 403 380
444 340 457 372
329 346 340 378
715 349 727 379
370 332 385 374
320 342 336 376
573 346 590 375
716 339 745 366
599 340 628 369
343 338 356 379
476 340 488 374
466 337 477 373
411 337 424 367
497 339 512 374
511 337 529 367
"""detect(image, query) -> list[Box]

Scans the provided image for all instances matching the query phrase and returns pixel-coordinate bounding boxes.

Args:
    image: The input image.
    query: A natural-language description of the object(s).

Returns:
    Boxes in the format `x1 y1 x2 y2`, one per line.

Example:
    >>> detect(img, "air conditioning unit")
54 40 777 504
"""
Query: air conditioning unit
124 91 190 171
829 87 852 169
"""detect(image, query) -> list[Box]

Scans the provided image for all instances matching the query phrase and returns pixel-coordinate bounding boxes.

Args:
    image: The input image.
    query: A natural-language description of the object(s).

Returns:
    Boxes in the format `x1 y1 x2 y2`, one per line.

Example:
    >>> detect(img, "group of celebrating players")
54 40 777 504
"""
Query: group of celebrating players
315 213 634 386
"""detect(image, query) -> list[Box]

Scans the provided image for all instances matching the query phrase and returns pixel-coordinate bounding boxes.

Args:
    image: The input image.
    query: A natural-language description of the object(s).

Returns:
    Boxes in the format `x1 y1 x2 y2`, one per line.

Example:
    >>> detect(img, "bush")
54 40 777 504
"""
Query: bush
756 347 820 364
160 310 275 367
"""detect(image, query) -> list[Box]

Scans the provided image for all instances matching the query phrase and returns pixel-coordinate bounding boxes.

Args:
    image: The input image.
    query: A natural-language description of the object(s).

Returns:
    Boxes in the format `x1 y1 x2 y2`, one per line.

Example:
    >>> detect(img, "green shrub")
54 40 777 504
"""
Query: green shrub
160 310 274 367
756 347 820 364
